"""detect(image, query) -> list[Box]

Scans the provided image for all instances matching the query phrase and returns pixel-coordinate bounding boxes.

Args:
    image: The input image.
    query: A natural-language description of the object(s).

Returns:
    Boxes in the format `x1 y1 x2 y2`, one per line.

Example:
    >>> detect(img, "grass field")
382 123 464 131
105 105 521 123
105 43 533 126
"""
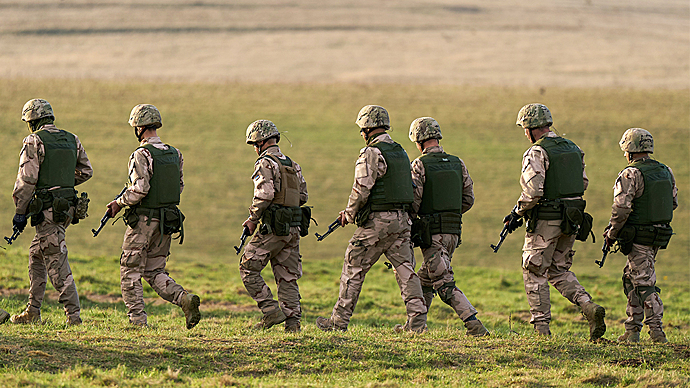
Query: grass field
0 79 688 387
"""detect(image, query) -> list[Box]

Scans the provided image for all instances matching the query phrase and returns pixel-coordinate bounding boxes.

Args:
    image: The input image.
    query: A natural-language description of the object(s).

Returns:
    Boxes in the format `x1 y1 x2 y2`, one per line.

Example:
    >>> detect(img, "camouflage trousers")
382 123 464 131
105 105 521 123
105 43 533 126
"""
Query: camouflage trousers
418 233 477 321
120 214 187 325
522 220 592 324
27 207 80 318
330 210 426 328
623 243 663 332
239 226 302 319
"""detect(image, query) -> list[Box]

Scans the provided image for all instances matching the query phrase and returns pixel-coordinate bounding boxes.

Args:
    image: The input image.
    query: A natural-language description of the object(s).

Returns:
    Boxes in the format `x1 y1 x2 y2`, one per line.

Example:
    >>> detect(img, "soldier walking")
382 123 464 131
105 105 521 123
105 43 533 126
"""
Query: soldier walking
239 120 308 332
504 103 606 339
10 98 92 326
106 104 200 329
316 105 427 333
605 128 677 343
407 117 488 336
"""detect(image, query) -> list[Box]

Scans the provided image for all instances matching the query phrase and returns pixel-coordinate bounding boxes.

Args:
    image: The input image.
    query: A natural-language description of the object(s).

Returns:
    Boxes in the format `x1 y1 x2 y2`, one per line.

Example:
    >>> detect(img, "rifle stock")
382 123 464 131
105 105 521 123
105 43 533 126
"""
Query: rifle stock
92 187 127 237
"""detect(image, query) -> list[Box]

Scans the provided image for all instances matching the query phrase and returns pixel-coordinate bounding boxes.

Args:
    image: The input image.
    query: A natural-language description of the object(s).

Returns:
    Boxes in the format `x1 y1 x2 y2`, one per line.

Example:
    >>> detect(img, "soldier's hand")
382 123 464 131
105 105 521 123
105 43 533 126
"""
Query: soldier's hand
12 213 27 232
106 201 121 217
242 218 257 235
603 227 615 247
503 211 523 233
338 211 349 227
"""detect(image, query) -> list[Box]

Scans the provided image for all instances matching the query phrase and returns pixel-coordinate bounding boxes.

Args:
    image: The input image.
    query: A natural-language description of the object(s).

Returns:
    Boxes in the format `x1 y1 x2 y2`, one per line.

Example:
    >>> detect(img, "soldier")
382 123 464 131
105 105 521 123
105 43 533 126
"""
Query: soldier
505 103 606 339
106 104 200 329
407 117 488 337
605 128 677 343
240 120 308 333
10 98 93 326
316 105 427 333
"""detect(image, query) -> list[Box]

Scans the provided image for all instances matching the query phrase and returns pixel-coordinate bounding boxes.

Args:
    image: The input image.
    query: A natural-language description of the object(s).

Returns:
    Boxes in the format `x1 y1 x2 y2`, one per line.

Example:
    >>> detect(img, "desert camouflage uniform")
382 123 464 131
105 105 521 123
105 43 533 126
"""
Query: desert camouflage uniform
606 158 678 334
514 131 593 325
410 145 477 320
240 145 308 321
328 133 426 330
12 125 93 320
116 136 188 325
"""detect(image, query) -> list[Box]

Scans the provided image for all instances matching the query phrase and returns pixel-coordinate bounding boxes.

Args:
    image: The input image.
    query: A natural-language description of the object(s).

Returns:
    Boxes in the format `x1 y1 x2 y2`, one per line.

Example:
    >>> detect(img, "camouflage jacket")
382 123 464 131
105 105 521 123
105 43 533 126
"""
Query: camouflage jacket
515 131 588 217
116 136 184 208
410 145 474 218
343 132 397 223
12 125 93 214
248 145 308 223
606 156 678 239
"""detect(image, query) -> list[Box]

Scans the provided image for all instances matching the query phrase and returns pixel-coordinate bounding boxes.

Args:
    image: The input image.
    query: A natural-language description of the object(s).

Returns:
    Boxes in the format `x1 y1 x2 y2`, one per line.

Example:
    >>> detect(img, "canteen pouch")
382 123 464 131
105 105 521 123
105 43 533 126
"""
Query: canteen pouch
273 207 292 236
27 196 45 227
411 216 432 249
561 206 583 236
52 197 70 224
123 207 140 229
617 225 636 255
355 204 372 227
163 207 185 236
299 206 312 237
576 212 594 242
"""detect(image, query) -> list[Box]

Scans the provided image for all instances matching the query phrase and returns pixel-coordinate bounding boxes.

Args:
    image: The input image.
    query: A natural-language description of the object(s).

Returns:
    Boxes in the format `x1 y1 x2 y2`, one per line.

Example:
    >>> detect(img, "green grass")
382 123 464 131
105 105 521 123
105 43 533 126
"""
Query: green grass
0 79 687 386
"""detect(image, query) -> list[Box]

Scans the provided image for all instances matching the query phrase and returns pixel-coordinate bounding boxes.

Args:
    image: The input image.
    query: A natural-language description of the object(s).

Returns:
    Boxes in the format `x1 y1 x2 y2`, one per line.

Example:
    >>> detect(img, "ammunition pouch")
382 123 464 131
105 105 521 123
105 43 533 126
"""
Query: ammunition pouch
355 204 372 227
527 199 588 238
411 216 432 249
631 224 673 249
616 225 636 255
28 188 77 226
299 206 312 237
576 212 594 242
126 205 185 244
260 204 301 236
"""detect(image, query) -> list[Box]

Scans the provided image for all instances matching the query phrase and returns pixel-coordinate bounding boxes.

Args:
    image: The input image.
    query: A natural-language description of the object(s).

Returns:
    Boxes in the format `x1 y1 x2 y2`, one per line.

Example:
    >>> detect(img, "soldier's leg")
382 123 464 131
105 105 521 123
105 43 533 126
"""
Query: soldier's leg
239 233 286 315
416 241 436 310
522 220 561 329
120 218 150 325
547 234 592 306
142 227 186 305
622 265 644 333
27 232 48 314
627 244 665 340
271 230 302 330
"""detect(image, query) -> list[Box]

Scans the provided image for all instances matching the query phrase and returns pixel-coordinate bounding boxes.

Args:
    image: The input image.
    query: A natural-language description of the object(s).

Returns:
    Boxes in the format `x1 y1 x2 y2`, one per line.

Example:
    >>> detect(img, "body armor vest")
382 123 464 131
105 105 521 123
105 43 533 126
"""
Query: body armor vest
418 152 463 215
366 141 414 211
261 152 301 207
534 136 585 200
35 129 77 190
626 159 673 225
137 144 180 209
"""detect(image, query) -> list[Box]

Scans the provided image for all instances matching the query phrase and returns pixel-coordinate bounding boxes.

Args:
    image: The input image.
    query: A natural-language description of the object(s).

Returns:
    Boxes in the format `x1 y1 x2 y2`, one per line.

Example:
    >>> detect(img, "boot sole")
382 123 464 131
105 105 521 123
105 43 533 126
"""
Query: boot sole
186 295 201 329
590 306 606 340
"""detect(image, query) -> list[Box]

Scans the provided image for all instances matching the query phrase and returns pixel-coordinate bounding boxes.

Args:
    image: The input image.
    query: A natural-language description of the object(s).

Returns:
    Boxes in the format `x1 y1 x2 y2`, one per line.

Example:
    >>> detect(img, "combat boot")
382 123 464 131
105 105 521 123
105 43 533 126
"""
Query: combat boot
0 309 9 324
465 319 490 337
649 328 668 343
315 316 347 332
617 329 640 343
179 292 201 329
10 308 41 324
394 314 428 334
254 309 286 330
67 315 82 326
534 323 551 336
284 317 301 333
581 301 606 341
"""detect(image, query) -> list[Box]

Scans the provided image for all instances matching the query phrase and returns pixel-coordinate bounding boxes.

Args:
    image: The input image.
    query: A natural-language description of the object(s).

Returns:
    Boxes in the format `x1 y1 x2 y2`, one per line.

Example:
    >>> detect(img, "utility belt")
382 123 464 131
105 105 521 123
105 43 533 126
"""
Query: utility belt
411 211 462 249
355 203 411 227
27 187 89 226
260 203 311 237
526 199 594 242
616 223 673 255
123 204 185 244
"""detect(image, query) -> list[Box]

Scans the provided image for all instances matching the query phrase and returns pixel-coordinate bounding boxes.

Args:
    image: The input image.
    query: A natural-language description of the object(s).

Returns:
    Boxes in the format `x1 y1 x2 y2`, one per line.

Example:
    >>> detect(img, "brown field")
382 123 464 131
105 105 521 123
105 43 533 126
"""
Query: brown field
0 0 688 88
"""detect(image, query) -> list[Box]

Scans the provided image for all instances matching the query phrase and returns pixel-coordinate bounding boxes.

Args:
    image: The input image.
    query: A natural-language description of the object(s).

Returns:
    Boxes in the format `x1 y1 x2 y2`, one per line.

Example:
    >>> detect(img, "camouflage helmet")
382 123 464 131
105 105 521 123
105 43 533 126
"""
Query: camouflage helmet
21 99 54 122
355 105 390 129
516 103 553 129
246 120 279 144
619 128 654 153
128 104 162 128
409 117 442 143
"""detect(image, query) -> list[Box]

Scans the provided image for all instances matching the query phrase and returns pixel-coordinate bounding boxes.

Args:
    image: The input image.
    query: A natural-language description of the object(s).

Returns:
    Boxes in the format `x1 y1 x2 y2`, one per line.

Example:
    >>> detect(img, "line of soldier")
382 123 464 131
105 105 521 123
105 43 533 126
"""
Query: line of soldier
1 100 677 344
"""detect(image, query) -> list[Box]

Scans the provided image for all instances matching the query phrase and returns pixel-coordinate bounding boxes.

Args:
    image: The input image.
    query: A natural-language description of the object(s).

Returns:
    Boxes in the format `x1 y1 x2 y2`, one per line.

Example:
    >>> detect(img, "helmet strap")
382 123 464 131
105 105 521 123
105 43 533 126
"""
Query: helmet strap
27 117 54 133
528 128 536 143
135 127 146 141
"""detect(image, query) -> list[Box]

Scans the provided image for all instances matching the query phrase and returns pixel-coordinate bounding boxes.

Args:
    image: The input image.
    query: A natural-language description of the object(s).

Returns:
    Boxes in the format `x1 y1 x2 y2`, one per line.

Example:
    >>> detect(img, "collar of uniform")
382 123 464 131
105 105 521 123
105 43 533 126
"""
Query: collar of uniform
367 132 392 145
140 136 163 146
38 124 58 132
422 145 444 154
261 144 284 159
544 131 558 139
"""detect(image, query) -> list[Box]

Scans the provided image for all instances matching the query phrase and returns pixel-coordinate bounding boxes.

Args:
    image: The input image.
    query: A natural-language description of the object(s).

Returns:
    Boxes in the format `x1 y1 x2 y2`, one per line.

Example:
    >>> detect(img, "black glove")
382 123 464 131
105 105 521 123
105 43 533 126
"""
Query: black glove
13 213 27 233
503 211 523 233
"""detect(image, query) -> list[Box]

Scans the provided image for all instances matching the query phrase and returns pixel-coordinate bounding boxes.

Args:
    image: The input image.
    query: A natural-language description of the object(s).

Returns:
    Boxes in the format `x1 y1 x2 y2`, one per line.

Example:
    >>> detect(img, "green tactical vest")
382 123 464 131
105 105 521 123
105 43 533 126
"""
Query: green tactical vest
367 141 414 211
534 136 585 200
418 152 463 215
35 129 77 190
137 144 181 209
626 159 673 225
260 152 301 208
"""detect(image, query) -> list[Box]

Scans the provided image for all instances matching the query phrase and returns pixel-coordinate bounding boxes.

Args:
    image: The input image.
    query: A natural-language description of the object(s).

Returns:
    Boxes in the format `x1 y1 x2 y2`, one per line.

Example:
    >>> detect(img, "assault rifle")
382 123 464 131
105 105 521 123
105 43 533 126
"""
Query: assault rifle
595 240 610 268
234 226 251 255
92 187 127 237
315 218 341 241
491 206 522 253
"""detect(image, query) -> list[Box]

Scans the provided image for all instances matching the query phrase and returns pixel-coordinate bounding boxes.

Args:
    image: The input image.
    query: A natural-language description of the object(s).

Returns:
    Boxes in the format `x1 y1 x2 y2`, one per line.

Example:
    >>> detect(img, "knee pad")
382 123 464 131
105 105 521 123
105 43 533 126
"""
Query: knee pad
636 285 661 303
437 282 456 303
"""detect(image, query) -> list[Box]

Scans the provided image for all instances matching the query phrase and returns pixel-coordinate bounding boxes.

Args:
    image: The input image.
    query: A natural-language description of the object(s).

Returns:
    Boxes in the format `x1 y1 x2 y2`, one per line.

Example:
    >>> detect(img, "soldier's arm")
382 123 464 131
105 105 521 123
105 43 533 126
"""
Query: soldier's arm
73 135 93 186
580 147 589 191
178 148 184 194
410 158 425 216
343 146 384 223
461 160 475 214
295 161 308 206
668 166 678 211
116 148 152 207
606 167 641 238
515 146 546 216
12 134 43 214
248 157 277 223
